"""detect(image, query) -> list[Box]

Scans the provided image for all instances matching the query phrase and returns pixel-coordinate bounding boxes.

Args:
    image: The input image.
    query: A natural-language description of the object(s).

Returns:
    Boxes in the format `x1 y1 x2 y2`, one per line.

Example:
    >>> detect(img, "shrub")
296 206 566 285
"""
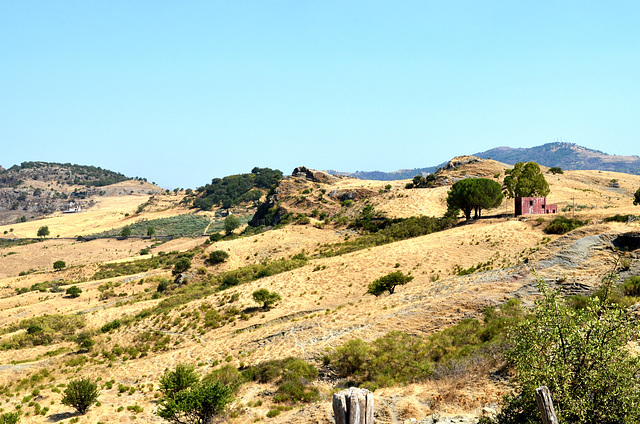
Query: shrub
172 257 191 276
65 286 82 298
544 216 587 234
0 412 20 424
548 167 563 174
209 233 222 242
621 276 640 297
208 250 229 265
53 260 66 270
61 378 99 414
603 214 633 223
367 271 414 296
495 274 640 424
243 358 319 403
252 289 281 310
100 319 122 333
156 364 232 424
159 363 199 397
156 279 170 293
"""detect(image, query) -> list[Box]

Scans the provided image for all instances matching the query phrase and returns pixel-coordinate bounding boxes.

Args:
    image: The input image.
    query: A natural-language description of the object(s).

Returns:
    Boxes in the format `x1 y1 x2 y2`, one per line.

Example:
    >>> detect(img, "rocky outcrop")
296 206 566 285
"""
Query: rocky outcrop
443 156 483 170
292 166 339 184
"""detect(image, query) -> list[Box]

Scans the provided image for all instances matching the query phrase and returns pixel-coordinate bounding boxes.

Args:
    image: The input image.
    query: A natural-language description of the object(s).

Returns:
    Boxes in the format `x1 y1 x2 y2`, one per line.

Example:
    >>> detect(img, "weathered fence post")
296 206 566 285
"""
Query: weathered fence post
333 387 374 424
535 386 559 424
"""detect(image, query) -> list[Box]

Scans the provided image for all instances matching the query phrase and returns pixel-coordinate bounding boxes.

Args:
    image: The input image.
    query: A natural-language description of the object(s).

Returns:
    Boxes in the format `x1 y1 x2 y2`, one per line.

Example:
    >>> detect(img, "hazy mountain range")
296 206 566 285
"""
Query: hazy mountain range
330 142 640 180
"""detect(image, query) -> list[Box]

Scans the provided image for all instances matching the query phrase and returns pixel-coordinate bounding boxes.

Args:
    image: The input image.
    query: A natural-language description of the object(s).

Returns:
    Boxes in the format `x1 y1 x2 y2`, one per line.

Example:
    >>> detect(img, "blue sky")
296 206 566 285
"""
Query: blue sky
1 1 638 189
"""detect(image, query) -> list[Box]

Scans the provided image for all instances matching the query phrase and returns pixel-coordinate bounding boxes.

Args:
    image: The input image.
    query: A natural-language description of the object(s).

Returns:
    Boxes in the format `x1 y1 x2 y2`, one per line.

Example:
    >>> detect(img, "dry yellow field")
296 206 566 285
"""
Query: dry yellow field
1 162 639 423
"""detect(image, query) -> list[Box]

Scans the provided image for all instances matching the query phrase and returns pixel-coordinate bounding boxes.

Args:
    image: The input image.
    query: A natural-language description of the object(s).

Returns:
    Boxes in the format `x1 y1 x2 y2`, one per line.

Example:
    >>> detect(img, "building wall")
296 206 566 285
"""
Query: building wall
515 197 557 216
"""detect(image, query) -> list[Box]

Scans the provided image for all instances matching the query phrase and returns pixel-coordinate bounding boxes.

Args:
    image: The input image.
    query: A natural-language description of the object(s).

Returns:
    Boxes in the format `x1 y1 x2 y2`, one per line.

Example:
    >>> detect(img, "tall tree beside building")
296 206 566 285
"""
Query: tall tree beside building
503 162 550 198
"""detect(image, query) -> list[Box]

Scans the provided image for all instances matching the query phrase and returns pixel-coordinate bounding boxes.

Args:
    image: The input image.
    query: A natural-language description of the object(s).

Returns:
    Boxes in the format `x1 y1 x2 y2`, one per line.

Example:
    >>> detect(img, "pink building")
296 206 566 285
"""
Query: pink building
515 197 557 216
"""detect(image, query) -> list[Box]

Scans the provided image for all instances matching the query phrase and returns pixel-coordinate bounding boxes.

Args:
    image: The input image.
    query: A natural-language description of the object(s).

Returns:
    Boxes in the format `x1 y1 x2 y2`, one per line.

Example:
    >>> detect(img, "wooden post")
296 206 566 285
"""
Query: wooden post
333 387 374 424
535 386 559 424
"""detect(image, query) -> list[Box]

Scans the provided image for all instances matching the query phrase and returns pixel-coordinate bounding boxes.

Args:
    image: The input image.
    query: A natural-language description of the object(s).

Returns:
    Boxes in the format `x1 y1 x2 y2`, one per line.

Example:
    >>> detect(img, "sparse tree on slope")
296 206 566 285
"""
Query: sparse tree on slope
37 226 49 238
634 187 640 206
367 271 414 296
61 378 99 414
252 289 281 310
224 215 241 235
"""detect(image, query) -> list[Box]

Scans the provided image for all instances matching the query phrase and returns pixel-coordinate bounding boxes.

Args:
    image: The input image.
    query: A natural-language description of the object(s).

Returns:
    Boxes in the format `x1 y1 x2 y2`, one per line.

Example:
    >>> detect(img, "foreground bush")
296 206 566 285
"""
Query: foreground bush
61 378 99 414
544 216 587 234
156 363 233 423
329 300 524 390
242 358 319 403
494 274 640 424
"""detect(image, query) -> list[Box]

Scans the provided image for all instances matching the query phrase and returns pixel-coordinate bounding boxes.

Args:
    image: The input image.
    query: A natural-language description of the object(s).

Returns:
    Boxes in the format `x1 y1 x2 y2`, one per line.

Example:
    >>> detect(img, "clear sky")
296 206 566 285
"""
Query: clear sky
1 1 638 189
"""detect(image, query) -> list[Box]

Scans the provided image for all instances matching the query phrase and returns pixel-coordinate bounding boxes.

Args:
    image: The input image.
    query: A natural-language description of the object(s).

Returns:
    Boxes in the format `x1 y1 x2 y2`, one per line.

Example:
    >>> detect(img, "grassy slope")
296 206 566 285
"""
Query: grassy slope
0 164 639 423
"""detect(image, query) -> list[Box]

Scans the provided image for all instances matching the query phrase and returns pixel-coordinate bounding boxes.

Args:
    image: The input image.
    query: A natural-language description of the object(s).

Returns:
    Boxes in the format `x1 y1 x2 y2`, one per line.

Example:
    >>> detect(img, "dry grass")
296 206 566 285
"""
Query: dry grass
0 165 639 423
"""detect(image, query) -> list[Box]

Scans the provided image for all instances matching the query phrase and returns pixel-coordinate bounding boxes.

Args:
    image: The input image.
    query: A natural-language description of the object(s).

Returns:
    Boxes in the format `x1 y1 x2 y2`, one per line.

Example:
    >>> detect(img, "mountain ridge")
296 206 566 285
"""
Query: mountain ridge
330 142 640 180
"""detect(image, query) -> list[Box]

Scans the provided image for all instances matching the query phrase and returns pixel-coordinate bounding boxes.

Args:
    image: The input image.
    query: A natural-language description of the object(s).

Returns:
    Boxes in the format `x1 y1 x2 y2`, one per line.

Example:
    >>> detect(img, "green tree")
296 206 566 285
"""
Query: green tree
503 162 550 198
208 250 229 265
159 363 199 397
53 260 66 270
65 286 82 298
446 178 504 220
548 166 564 175
634 187 640 206
173 257 192 276
37 225 49 238
252 289 282 310
156 364 232 424
496 274 640 424
367 271 414 296
224 215 241 235
147 226 156 237
61 378 99 414
120 225 131 238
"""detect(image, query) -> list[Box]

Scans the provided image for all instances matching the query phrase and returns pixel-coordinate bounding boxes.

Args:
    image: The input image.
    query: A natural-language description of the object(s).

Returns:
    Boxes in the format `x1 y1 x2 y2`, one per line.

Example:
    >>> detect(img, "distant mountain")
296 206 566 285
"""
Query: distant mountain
327 165 441 181
474 142 640 175
331 142 640 180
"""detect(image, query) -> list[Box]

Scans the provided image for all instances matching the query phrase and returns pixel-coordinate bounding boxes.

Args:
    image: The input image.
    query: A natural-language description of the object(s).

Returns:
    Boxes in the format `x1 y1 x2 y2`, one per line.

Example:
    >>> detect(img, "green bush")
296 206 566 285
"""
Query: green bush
367 271 414 296
172 257 191 275
603 214 633 223
65 286 82 298
208 250 229 265
243 358 318 404
100 319 122 333
2 314 85 349
329 300 524 390
156 364 232 423
0 412 20 424
159 363 199 396
53 260 66 270
61 378 99 414
494 274 640 424
544 216 588 234
252 289 281 310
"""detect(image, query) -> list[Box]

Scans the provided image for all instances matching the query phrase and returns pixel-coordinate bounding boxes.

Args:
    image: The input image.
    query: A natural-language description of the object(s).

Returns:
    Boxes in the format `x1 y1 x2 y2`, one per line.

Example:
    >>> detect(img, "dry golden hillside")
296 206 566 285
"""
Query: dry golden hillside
0 163 639 424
